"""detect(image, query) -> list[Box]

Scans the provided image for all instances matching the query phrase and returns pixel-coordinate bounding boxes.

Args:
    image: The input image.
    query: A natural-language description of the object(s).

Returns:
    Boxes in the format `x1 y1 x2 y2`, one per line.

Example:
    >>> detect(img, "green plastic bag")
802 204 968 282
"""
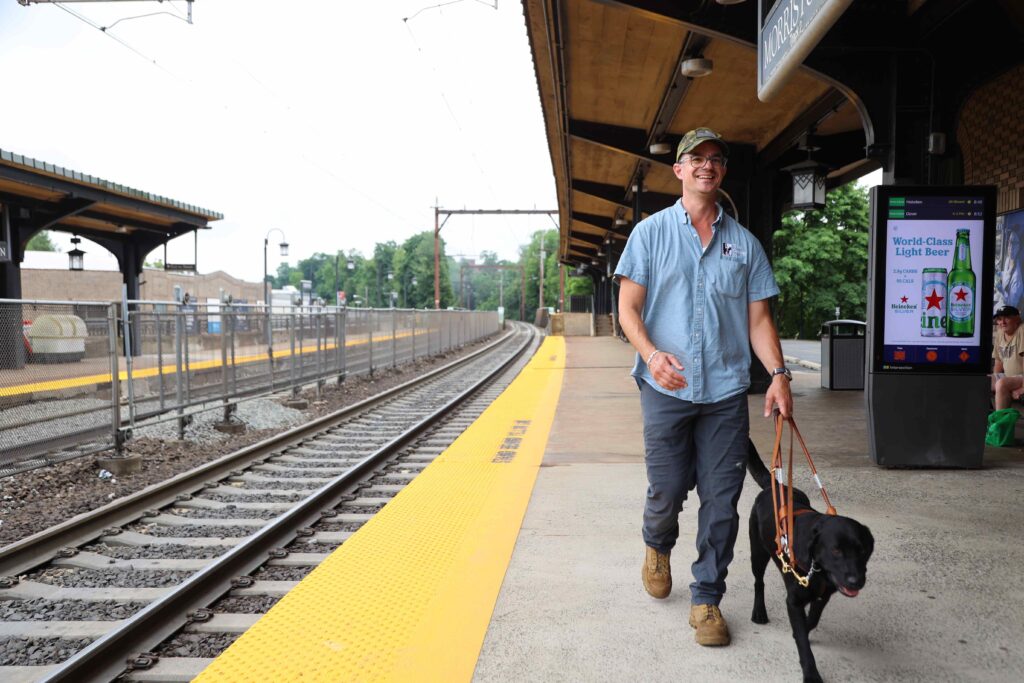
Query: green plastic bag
986 408 1020 447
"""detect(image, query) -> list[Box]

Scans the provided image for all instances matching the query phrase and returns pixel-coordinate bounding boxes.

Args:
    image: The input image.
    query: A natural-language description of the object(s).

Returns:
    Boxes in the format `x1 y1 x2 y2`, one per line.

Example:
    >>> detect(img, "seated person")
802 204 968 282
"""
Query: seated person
992 305 1024 409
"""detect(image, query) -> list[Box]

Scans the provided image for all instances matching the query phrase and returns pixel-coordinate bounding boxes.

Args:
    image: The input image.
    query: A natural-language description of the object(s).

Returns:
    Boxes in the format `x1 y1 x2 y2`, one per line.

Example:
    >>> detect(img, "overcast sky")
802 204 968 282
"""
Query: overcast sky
1 0 558 281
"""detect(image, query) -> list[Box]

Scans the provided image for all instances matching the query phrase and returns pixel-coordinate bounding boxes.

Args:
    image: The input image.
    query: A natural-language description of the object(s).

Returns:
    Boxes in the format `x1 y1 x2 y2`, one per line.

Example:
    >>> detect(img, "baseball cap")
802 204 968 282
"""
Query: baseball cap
994 305 1020 318
676 127 729 162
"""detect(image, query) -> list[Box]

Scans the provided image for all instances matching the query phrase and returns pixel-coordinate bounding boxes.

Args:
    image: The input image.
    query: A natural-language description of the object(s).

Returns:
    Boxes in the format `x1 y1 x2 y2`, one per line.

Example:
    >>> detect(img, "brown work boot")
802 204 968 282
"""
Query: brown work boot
642 546 671 599
689 604 731 646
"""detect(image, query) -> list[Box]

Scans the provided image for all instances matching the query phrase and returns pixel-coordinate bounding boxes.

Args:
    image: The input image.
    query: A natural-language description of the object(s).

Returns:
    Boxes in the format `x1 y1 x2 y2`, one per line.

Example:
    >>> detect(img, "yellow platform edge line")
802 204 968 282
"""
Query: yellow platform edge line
193 336 566 683
0 329 419 397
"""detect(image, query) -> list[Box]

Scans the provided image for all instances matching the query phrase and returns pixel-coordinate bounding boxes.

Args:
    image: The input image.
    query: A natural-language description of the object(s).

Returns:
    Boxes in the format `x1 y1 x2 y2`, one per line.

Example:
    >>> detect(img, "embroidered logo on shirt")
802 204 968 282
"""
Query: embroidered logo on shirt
722 242 746 259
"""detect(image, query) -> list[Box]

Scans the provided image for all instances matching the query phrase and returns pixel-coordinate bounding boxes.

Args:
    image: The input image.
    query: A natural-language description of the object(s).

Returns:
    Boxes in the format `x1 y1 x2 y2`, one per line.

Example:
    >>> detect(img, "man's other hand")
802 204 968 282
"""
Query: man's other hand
650 353 687 391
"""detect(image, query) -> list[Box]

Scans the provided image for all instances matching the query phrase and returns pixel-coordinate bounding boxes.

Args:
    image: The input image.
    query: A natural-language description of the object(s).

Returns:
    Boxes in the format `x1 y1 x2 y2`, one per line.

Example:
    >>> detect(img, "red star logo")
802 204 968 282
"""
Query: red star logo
894 350 906 361
925 289 944 310
954 288 968 301
959 351 970 362
926 350 938 362
900 296 909 303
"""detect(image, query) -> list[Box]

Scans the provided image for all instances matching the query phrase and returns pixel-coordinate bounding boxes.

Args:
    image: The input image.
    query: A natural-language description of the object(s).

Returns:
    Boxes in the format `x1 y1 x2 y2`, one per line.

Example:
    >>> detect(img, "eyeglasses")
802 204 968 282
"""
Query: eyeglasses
679 154 727 169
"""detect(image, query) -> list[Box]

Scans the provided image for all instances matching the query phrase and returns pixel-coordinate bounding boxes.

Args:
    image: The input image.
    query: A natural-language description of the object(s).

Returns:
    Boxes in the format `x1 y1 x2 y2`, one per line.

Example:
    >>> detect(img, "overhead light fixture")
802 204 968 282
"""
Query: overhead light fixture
67 236 85 271
783 159 829 211
614 218 629 226
115 225 129 234
346 258 355 270
604 236 612 245
649 142 672 155
681 58 713 78
591 259 600 266
279 241 289 257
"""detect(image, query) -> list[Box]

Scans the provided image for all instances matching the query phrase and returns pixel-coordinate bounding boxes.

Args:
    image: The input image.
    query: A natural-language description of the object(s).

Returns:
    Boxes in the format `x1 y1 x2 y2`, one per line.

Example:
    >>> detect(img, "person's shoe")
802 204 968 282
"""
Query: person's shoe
641 546 671 599
689 604 731 646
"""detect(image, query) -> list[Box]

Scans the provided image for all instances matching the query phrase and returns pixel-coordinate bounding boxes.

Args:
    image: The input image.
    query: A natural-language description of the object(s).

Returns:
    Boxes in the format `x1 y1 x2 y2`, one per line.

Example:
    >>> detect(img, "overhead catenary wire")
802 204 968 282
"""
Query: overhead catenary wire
48 1 416 228
404 11 527 261
52 2 168 72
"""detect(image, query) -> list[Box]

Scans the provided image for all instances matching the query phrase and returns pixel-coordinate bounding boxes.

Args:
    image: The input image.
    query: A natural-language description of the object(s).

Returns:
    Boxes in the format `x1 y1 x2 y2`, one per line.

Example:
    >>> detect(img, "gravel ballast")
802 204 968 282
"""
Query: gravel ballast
0 598 148 622
0 338 496 546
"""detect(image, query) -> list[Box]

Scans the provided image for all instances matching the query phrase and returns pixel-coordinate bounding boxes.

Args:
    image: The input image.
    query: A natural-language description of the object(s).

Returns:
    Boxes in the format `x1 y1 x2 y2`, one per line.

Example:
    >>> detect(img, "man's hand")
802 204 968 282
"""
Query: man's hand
764 374 793 418
649 352 688 391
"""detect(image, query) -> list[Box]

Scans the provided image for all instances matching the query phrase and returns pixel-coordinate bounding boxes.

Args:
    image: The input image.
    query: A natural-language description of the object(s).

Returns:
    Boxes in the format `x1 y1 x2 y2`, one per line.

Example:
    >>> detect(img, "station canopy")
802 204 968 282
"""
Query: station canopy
0 148 222 255
521 0 1024 268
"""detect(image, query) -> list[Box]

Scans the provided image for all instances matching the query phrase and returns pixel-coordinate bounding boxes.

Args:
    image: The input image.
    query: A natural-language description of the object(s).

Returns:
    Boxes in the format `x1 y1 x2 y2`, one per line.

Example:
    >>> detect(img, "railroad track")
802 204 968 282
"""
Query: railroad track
0 322 541 683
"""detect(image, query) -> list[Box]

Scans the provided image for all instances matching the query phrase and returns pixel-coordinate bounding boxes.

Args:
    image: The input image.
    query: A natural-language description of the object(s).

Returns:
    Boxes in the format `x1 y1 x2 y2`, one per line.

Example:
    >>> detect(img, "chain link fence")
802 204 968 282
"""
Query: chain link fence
0 298 500 476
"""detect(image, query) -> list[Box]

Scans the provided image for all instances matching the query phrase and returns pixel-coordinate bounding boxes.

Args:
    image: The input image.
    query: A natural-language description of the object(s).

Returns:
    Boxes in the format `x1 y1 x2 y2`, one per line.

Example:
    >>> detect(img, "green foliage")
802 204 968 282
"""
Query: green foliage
25 231 56 251
772 183 870 338
267 231 454 309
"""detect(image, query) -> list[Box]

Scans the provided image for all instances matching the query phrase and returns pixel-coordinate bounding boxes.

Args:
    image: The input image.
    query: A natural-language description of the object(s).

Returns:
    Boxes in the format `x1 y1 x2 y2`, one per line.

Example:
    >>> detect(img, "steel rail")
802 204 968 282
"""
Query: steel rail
38 324 539 683
0 325 520 578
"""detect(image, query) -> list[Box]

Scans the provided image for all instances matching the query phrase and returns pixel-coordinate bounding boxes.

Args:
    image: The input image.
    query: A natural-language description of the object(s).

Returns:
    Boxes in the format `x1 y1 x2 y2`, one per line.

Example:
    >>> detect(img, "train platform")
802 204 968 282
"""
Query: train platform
192 335 1024 682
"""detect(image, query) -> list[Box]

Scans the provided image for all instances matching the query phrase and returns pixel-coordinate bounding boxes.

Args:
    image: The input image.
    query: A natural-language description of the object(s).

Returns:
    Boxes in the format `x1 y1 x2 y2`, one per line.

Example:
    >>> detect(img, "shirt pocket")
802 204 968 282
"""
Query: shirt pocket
715 260 747 298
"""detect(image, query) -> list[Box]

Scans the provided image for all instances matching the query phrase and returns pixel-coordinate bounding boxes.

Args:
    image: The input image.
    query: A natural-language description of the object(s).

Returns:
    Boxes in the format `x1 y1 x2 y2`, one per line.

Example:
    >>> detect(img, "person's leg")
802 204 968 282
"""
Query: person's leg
689 393 749 605
995 375 1024 409
639 383 698 553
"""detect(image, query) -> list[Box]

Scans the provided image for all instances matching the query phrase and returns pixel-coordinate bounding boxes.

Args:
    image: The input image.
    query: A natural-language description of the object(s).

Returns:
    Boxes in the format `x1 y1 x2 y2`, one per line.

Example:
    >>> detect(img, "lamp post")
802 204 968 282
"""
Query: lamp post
263 228 289 353
404 274 418 308
386 271 394 308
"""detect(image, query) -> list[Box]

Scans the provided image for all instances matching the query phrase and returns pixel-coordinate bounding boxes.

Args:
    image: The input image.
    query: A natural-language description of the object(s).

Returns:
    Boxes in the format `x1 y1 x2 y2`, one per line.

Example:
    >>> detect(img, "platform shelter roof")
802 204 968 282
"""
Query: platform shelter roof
521 0 1024 268
0 148 222 246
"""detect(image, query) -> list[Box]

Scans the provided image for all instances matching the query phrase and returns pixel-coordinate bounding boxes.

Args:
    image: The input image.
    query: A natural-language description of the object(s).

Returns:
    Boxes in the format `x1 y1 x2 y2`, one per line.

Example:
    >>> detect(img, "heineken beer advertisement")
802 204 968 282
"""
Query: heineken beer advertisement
870 187 995 373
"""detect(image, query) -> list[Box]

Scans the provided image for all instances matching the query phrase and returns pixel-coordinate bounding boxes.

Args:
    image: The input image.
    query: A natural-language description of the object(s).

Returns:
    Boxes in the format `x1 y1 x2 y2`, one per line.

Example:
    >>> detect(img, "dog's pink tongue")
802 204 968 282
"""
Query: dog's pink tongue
839 586 859 597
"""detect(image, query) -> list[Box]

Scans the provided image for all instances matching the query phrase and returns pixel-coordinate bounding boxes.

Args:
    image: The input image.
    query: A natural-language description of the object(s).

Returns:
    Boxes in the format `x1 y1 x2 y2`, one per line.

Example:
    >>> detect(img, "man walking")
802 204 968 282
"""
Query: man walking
614 127 792 646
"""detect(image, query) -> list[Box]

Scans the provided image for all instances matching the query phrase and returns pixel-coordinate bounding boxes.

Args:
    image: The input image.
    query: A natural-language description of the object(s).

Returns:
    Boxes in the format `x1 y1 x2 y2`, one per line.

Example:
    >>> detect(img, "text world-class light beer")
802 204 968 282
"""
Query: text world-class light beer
920 267 946 337
946 229 976 337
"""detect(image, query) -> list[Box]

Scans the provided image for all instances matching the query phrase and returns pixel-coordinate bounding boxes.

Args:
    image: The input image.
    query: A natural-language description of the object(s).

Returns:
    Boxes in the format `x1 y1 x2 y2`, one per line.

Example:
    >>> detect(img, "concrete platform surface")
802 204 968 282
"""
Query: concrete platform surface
475 336 1024 683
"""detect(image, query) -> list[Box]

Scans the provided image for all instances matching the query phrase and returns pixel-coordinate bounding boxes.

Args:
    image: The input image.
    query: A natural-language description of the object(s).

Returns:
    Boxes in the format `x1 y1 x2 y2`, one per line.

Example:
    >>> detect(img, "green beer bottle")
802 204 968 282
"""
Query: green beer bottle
945 229 975 337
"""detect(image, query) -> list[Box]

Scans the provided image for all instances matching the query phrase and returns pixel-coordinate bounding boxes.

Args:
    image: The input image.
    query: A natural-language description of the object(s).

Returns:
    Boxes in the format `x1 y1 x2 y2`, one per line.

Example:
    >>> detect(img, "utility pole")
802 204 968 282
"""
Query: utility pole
433 207 557 310
539 244 546 310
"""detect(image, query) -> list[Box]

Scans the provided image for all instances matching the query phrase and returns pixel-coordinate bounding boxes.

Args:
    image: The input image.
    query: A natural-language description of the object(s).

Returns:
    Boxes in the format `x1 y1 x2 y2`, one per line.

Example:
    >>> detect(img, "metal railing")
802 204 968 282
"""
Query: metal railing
0 298 500 475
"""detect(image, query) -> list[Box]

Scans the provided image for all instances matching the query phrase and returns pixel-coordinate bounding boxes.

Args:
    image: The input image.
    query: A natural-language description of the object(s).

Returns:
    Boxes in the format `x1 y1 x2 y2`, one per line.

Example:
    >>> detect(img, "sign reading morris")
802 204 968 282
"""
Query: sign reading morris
757 0 853 102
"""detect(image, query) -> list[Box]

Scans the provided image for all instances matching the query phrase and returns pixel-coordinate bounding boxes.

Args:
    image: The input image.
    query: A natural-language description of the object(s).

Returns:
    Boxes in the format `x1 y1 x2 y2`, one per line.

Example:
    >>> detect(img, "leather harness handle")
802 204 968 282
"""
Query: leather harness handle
770 413 837 570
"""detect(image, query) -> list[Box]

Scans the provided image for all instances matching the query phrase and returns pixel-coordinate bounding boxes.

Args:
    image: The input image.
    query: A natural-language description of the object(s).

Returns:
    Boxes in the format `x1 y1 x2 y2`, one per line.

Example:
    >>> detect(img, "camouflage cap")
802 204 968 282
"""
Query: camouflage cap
676 127 729 162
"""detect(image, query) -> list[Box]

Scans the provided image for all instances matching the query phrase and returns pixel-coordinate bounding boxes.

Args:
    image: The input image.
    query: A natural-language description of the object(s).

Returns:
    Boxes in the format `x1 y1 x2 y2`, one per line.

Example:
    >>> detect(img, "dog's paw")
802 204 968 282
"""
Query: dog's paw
750 608 769 625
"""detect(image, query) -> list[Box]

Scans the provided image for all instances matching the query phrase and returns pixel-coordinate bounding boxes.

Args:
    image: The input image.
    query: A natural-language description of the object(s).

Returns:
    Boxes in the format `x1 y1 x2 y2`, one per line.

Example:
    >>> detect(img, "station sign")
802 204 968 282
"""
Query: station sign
164 263 196 272
757 0 853 102
0 205 10 263
868 185 996 375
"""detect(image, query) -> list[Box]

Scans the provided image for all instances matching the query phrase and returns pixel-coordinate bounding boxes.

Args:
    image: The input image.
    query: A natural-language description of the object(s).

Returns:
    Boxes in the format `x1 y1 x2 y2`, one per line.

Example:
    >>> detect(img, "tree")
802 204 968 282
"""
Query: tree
771 182 870 338
25 231 56 251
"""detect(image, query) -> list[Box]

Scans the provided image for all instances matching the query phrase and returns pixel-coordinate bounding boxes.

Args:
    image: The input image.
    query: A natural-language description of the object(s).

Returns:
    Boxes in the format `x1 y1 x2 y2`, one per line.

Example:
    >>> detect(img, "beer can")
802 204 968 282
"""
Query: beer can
921 267 947 337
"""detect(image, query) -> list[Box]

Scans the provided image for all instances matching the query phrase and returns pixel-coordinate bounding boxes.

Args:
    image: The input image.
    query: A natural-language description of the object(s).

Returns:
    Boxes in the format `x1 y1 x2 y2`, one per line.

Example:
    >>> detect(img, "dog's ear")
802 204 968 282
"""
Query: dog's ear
858 524 875 559
796 517 826 569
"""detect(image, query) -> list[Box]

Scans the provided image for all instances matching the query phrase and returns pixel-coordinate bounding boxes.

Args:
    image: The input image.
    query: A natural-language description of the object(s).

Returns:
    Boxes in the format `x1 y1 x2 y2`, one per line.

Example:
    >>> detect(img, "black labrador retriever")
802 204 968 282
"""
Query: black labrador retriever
746 440 874 683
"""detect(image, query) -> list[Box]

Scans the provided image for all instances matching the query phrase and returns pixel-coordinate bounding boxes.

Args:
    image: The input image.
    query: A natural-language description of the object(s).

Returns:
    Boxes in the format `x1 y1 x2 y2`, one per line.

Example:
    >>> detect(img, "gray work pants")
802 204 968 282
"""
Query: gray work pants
639 382 748 605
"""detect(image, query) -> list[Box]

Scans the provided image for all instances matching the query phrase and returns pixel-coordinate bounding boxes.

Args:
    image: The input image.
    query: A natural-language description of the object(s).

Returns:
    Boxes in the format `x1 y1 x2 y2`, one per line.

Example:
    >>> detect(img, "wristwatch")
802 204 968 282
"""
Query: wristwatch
771 367 792 381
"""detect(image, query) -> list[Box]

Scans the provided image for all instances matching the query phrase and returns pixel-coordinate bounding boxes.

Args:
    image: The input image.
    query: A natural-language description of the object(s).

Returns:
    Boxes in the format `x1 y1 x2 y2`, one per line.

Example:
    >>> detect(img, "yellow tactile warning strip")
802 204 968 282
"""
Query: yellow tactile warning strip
194 336 566 683
0 330 414 397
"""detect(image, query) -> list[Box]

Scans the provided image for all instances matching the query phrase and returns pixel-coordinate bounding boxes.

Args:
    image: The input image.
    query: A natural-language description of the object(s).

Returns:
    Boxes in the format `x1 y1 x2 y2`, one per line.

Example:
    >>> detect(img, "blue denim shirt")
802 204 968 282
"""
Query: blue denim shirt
614 200 779 403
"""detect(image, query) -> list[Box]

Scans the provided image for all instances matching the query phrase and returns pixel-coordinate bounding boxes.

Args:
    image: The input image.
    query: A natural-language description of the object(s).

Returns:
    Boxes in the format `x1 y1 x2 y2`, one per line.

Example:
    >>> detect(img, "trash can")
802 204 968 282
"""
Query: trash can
820 320 866 390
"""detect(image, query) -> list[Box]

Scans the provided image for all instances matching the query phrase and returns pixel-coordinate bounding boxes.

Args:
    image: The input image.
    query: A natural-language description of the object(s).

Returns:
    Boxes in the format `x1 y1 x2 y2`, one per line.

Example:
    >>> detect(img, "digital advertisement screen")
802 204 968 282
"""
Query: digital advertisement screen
871 187 995 373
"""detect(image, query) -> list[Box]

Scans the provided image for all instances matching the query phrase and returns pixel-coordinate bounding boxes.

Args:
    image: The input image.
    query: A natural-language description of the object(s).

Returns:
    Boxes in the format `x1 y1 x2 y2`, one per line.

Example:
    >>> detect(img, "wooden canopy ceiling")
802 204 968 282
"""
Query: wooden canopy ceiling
522 0 873 267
